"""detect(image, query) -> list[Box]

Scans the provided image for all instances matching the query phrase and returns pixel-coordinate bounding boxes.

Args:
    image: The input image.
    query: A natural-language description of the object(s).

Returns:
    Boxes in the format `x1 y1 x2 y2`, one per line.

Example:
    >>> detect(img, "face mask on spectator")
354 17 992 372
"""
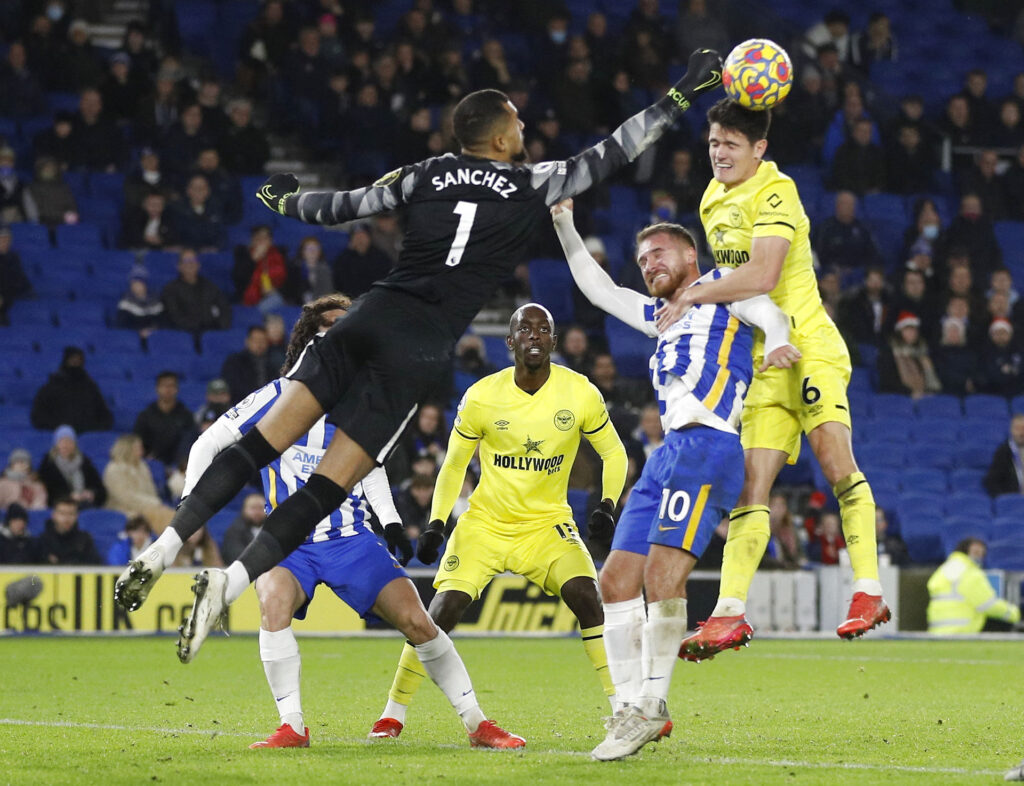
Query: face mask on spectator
922 224 939 240
142 170 161 184
0 166 13 178
47 3 64 21
550 30 567 44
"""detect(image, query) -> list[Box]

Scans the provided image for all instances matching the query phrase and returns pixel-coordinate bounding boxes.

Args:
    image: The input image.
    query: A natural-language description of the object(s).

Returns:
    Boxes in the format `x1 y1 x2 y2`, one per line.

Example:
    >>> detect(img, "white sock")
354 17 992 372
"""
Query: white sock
259 627 304 735
712 597 745 617
414 630 486 732
640 597 688 707
602 597 646 709
151 529 183 569
224 562 251 604
380 699 408 725
852 578 884 597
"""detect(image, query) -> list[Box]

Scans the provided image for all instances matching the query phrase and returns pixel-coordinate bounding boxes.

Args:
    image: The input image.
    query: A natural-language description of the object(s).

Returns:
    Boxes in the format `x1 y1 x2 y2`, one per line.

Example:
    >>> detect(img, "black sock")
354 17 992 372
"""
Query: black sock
171 428 280 541
239 474 349 581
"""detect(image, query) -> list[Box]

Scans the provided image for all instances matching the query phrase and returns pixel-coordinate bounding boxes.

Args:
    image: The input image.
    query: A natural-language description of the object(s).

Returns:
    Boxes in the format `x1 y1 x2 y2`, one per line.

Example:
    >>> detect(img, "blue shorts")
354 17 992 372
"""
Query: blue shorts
280 530 407 620
611 426 744 558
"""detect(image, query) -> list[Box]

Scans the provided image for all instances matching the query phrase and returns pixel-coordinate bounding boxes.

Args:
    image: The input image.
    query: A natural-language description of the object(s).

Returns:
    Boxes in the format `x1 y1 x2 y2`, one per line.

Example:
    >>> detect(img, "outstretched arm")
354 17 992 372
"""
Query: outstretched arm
728 293 802 372
551 200 656 337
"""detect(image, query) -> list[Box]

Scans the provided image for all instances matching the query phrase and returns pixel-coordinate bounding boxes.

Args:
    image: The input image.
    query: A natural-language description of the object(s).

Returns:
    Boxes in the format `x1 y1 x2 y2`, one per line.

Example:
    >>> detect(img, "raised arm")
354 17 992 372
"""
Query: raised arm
533 50 722 205
551 200 656 337
728 292 802 372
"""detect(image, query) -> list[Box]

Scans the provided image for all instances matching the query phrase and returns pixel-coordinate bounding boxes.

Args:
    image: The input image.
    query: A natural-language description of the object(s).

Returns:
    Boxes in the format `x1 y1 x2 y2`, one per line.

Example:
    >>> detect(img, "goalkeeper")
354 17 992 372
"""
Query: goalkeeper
368 303 628 739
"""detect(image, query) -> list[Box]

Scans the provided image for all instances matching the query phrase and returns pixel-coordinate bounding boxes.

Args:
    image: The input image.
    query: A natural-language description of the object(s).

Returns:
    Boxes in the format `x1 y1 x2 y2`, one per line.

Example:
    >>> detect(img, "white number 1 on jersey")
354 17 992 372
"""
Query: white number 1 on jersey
445 201 478 267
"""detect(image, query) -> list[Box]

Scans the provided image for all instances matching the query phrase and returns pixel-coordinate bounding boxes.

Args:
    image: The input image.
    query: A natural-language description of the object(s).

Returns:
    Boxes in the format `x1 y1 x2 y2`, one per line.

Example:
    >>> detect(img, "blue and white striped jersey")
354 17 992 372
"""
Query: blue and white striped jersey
216 378 400 543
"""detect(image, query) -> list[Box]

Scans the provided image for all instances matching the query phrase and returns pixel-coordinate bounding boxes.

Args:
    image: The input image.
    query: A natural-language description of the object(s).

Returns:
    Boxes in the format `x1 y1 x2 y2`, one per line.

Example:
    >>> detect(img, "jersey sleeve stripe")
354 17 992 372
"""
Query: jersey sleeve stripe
581 416 610 435
753 220 796 231
454 426 480 441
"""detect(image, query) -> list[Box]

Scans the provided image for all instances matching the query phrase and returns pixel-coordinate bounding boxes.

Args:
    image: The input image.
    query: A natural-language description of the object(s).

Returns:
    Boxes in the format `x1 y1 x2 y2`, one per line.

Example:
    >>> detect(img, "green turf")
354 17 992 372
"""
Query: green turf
0 636 1020 784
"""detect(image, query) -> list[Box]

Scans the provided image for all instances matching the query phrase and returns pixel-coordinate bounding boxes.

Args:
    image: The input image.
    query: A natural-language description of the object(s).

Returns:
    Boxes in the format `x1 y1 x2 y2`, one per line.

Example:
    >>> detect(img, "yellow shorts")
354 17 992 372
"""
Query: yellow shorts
433 510 597 600
743 321 852 463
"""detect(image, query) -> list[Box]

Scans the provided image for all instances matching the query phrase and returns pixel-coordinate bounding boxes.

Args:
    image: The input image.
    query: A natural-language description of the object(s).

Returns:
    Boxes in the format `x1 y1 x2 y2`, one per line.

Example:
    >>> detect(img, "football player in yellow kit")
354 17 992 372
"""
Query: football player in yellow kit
369 303 628 738
657 99 890 658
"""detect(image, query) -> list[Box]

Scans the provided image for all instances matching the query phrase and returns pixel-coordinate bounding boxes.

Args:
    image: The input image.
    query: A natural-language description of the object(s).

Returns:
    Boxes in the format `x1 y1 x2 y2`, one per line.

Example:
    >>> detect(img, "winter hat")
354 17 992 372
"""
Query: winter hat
53 424 77 446
990 317 1013 336
894 311 920 331
7 448 31 466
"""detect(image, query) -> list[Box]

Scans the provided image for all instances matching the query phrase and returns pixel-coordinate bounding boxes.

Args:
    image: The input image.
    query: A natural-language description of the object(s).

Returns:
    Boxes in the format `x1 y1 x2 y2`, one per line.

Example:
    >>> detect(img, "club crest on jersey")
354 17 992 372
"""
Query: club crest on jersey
444 555 460 571
553 410 575 431
373 168 402 187
522 435 544 455
226 392 257 419
494 419 510 430
713 228 726 245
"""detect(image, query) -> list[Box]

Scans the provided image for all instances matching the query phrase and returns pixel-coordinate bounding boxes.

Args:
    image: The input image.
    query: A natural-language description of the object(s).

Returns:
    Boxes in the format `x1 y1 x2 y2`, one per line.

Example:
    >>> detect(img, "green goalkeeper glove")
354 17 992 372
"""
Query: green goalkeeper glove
256 173 300 215
663 49 724 113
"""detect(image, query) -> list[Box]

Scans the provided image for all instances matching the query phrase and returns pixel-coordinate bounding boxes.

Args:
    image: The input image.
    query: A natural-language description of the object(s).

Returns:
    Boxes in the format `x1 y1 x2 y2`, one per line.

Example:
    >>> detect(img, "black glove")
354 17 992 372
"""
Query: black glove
256 173 300 215
589 498 616 549
663 49 723 113
416 519 446 565
383 522 414 566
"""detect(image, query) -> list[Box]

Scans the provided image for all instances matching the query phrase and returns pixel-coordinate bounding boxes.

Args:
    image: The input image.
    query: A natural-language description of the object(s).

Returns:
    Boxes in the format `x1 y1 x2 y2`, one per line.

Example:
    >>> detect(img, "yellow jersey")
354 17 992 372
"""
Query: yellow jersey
430 364 626 526
699 160 830 354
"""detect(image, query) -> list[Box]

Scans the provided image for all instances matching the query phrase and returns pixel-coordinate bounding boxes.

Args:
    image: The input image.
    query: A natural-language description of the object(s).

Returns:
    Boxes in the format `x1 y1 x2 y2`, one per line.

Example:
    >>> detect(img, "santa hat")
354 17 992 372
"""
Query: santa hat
990 317 1014 336
894 311 920 331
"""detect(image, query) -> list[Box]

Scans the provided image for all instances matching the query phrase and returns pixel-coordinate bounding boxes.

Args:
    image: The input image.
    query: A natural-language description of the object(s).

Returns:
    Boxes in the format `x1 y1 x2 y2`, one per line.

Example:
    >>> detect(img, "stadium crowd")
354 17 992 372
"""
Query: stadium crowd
2 0 1024 576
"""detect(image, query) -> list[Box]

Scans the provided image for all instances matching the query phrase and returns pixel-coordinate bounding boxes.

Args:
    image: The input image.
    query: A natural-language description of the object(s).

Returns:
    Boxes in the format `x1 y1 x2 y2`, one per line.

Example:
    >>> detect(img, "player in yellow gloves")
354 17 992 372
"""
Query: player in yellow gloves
369 303 628 738
655 99 890 657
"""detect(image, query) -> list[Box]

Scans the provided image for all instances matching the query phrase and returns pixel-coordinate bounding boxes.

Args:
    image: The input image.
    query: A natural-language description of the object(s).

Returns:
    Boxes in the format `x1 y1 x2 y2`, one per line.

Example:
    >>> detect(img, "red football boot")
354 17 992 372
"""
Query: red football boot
836 593 891 639
249 723 310 749
368 718 404 738
678 614 754 662
468 720 526 749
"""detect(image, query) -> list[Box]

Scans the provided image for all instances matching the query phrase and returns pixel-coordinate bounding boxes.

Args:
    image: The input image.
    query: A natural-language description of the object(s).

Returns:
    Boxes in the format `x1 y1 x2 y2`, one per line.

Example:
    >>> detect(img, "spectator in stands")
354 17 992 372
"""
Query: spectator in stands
160 103 218 186
105 514 154 566
332 222 392 297
935 316 980 395
37 425 106 508
0 40 47 117
551 58 602 135
192 148 241 225
315 12 345 72
988 290 1014 323
960 149 1008 221
59 19 103 91
0 225 31 325
171 525 223 568
939 94 977 176
762 492 807 570
470 38 512 92
168 173 226 252
944 258 987 330
980 318 1024 396
238 0 294 96
927 538 1020 633
989 267 1020 311
983 413 1024 496
901 197 944 267
100 51 143 125
194 378 231 430
652 148 702 214
992 99 1024 149
802 8 853 63
814 191 880 275
878 311 942 398
822 84 877 165
288 235 334 303
219 98 270 175
401 402 448 469
32 110 75 171
0 449 47 510
118 190 178 250
885 123 935 194
263 312 287 372
839 266 889 347
817 267 842 318
875 507 909 567
829 117 887 195
123 148 175 213
0 147 39 225
103 433 175 534
161 248 232 335
1000 143 1024 222
960 68 999 140
220 325 272 401
394 473 435 541
220 492 266 564
69 87 122 171
806 510 846 565
38 496 101 565
569 235 614 335
453 333 495 382
282 26 331 145
0 503 39 564
233 226 288 313
850 11 897 73
133 371 195 469
675 0 728 61
887 94 943 162
587 352 650 431
134 66 181 146
27 155 77 228
940 194 1002 280
30 348 113 433
558 325 594 375
196 77 229 143
631 403 664 460
115 265 164 339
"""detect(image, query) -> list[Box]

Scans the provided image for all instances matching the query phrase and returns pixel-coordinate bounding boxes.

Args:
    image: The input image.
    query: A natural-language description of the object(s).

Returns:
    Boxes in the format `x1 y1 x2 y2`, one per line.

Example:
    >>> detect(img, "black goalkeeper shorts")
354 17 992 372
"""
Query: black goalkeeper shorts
288 287 455 463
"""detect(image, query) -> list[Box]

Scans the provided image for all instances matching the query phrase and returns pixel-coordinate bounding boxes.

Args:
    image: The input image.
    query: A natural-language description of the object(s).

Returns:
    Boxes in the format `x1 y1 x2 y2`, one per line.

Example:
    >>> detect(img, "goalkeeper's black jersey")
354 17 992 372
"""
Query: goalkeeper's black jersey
285 100 680 336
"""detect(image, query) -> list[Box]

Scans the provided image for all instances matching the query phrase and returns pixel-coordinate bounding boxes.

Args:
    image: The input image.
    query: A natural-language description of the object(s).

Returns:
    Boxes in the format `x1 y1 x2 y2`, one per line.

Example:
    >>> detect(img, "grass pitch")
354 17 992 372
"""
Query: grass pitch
0 635 1020 785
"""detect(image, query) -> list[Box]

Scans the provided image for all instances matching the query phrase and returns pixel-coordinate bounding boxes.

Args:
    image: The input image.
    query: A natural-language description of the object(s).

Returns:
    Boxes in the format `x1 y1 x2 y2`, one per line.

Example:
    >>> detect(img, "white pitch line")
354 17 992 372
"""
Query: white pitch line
0 718 1008 776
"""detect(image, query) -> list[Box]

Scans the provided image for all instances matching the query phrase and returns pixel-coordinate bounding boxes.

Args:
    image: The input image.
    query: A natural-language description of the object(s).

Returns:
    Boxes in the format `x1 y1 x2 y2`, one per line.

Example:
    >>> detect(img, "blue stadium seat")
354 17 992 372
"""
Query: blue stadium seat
908 419 957 444
8 300 56 326
54 223 104 249
905 442 955 470
57 301 108 327
77 509 127 558
949 468 986 494
145 329 198 357
568 488 590 536
865 415 911 443
963 395 1009 420
993 494 1024 519
944 492 992 520
989 516 1023 540
994 221 1024 263
899 468 946 495
986 536 1024 571
940 517 990 554
9 222 49 248
480 335 511 368
27 509 49 536
953 443 995 469
0 405 32 429
528 259 576 327
200 329 248 359
86 329 144 356
861 193 907 225
957 418 1005 449
858 442 905 470
869 393 915 419
605 315 653 379
915 395 962 419
77 431 119 468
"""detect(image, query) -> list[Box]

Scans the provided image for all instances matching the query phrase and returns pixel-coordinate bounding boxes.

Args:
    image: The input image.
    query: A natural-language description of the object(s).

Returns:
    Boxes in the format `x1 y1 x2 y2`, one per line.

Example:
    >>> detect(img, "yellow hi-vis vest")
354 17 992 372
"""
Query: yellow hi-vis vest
926 551 1020 634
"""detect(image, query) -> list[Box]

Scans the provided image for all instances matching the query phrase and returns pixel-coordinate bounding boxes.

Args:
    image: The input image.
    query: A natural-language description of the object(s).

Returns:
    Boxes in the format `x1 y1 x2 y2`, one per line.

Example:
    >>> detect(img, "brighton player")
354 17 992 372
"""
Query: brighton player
132 53 724 664
369 303 626 739
655 99 890 659
551 200 798 760
116 296 524 750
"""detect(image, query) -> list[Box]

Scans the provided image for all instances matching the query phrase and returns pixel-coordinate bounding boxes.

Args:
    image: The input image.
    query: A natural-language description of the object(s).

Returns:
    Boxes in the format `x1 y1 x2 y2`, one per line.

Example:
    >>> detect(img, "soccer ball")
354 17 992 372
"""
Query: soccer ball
722 39 793 110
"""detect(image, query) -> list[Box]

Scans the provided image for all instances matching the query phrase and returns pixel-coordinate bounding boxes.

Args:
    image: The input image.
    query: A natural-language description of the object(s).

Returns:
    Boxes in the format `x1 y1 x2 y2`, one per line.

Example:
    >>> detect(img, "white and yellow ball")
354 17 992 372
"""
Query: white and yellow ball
722 38 793 110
